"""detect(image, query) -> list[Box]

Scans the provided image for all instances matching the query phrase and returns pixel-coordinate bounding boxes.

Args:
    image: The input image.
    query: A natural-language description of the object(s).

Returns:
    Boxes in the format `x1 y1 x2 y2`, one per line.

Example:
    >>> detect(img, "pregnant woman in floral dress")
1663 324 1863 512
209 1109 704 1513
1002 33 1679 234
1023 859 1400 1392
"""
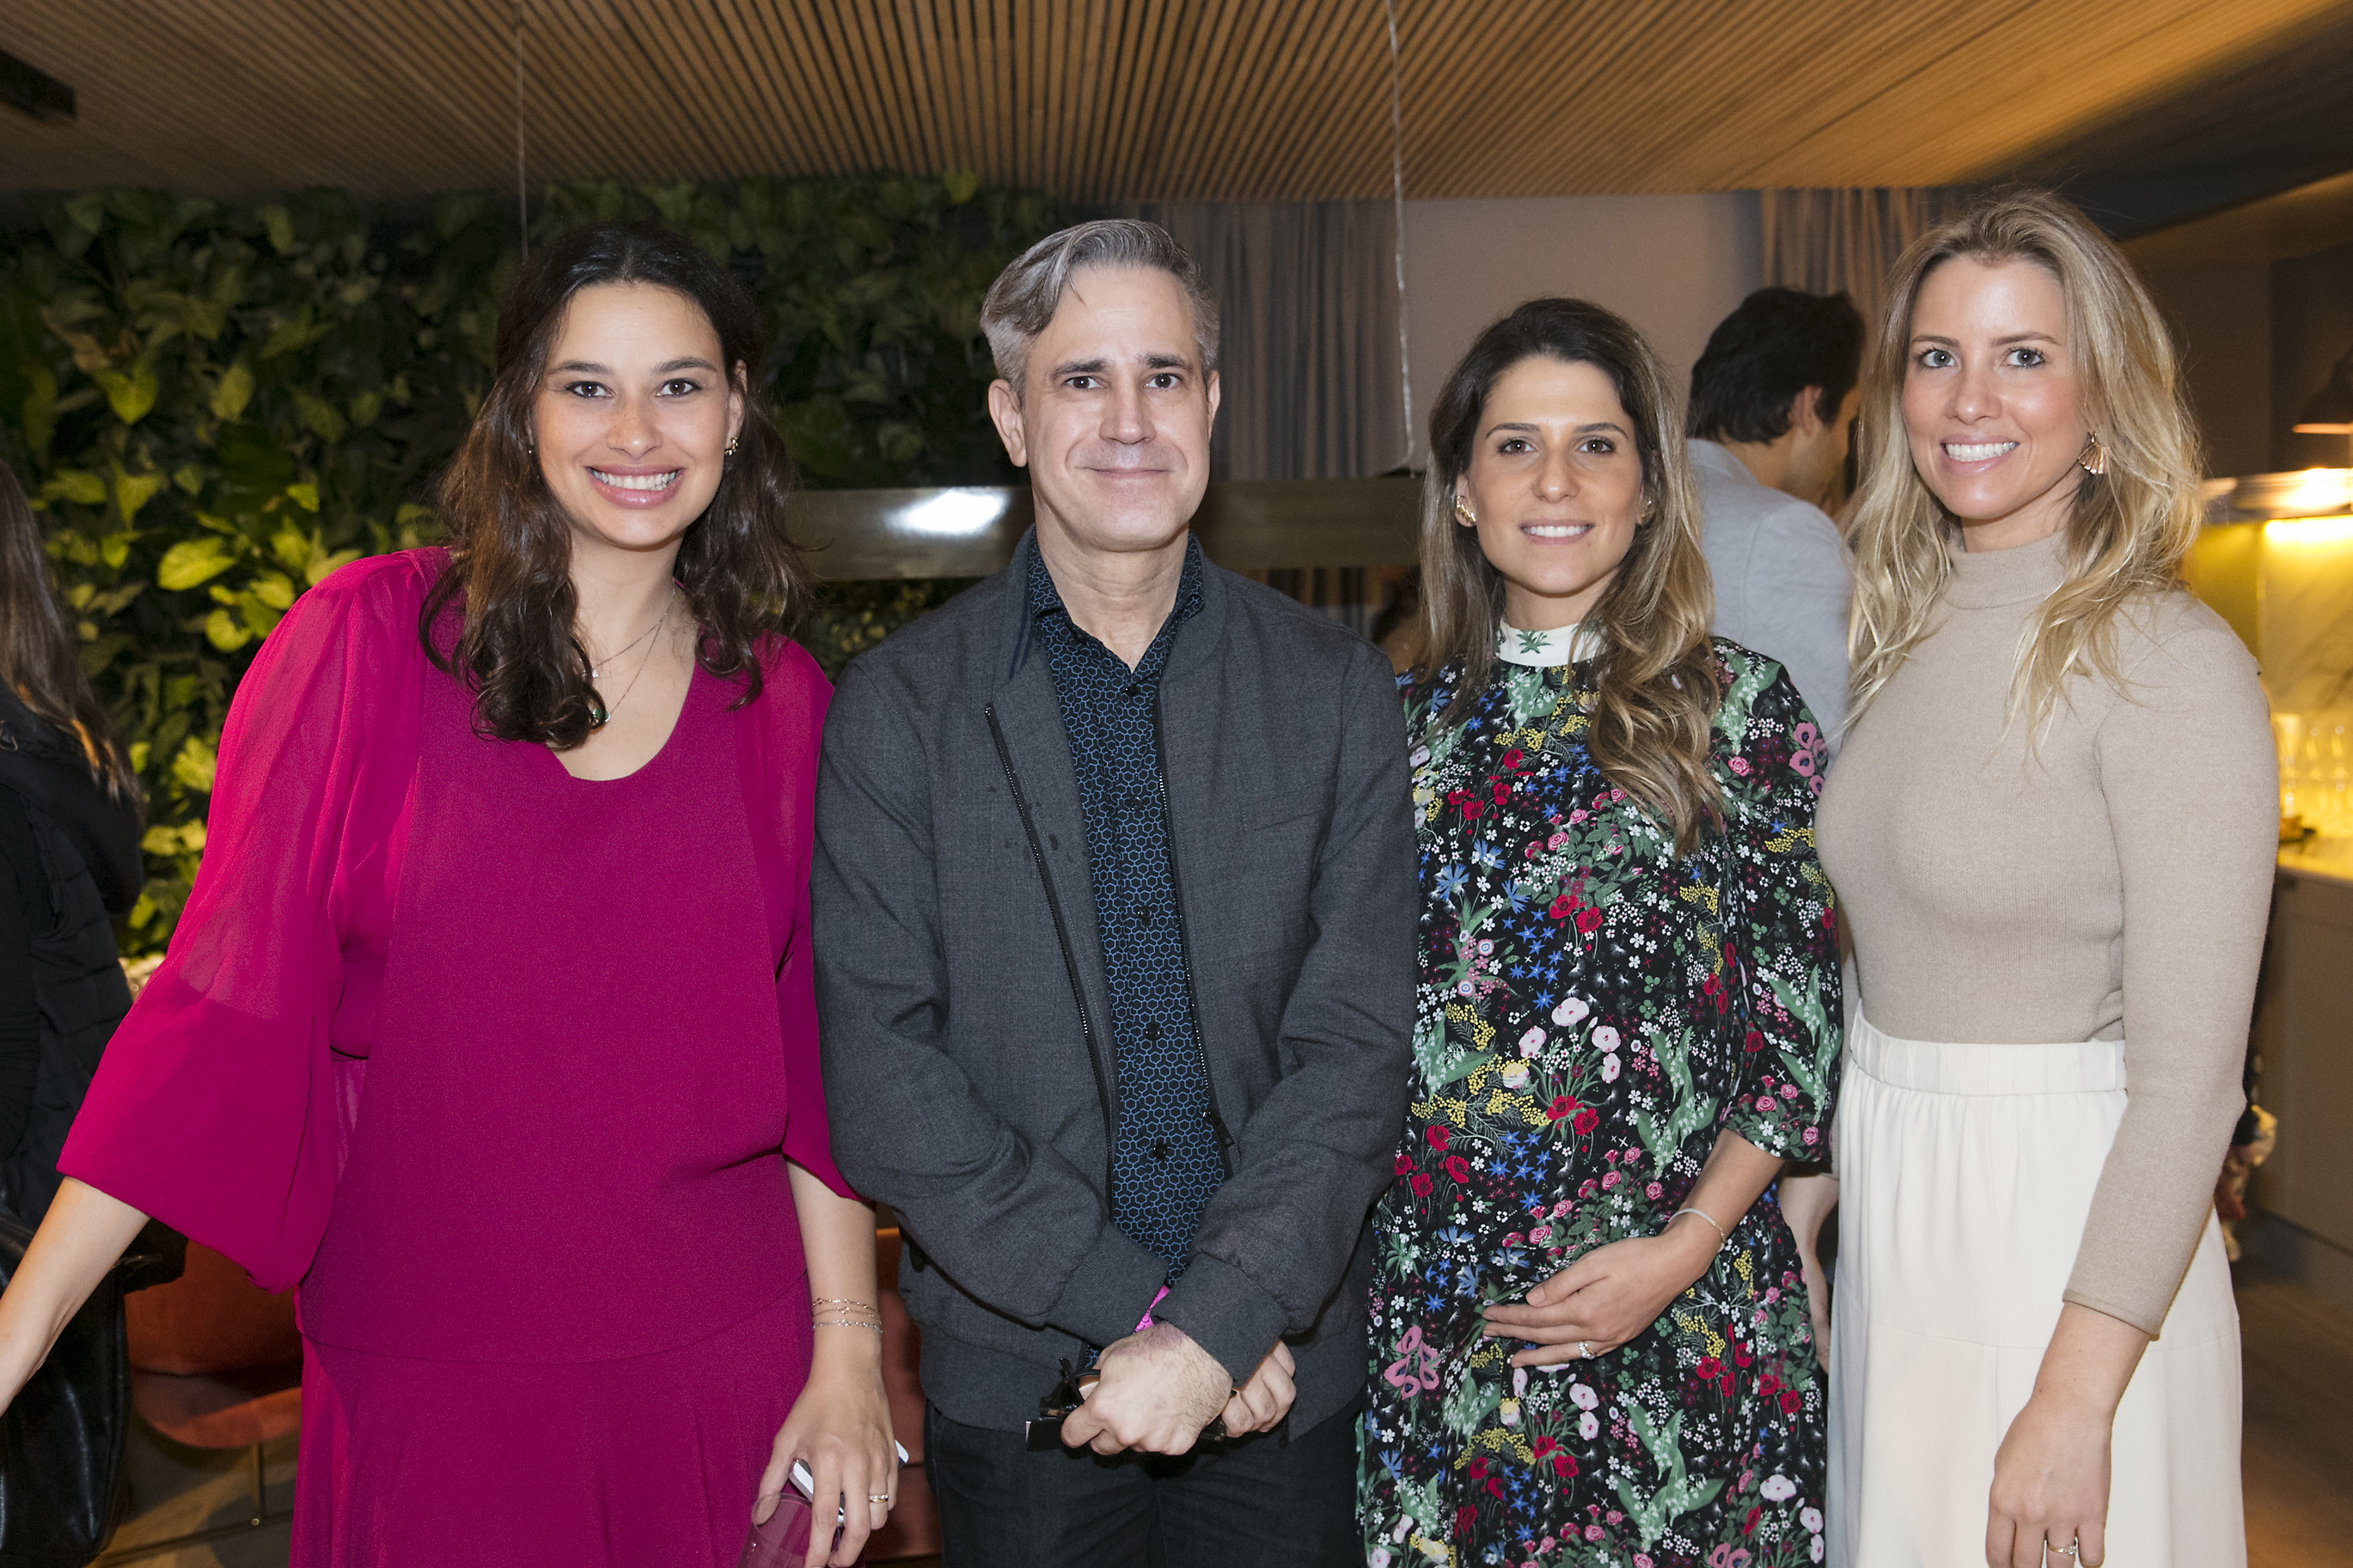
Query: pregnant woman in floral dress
1361 299 1843 1568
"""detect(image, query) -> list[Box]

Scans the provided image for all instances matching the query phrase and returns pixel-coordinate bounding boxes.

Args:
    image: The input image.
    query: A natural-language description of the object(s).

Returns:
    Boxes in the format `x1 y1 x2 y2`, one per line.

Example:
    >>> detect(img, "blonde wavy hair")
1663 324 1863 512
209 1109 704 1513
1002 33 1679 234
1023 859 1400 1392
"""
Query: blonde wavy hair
1847 190 2205 730
1413 297 1722 851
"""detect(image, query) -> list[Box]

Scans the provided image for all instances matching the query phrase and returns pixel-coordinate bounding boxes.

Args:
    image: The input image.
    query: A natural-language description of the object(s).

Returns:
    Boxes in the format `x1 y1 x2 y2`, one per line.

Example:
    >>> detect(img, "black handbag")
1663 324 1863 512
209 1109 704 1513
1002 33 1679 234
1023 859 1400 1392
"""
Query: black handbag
0 1206 130 1568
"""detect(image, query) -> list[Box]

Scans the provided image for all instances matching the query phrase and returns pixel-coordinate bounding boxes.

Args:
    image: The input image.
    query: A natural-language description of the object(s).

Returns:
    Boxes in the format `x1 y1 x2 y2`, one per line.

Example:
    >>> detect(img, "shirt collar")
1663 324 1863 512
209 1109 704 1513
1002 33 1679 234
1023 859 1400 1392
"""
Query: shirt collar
1026 533 1207 631
1496 620 1602 667
1687 437 1759 489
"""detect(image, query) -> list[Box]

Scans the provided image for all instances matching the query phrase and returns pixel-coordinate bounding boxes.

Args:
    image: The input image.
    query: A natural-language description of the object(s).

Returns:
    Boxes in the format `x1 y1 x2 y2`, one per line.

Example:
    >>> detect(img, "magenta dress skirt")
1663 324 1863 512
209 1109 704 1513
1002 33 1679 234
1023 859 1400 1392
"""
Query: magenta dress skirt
62 552 851 1567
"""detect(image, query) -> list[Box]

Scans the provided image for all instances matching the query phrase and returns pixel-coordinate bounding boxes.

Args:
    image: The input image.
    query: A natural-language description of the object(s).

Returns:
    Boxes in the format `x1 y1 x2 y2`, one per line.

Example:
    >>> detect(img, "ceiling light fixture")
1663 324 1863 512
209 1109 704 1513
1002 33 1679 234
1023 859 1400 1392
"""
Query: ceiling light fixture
0 52 75 124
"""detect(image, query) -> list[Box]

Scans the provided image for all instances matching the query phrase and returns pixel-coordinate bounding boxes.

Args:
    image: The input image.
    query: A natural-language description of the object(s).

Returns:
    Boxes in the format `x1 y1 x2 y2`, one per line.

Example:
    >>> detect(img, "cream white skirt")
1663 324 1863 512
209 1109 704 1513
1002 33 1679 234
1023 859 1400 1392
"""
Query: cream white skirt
1826 1016 2243 1567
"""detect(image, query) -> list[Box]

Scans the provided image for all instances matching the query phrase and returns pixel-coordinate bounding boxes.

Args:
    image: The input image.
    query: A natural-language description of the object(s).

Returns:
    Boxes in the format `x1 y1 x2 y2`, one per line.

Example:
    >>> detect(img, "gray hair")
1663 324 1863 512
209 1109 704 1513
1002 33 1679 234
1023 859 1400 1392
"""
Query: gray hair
980 219 1220 393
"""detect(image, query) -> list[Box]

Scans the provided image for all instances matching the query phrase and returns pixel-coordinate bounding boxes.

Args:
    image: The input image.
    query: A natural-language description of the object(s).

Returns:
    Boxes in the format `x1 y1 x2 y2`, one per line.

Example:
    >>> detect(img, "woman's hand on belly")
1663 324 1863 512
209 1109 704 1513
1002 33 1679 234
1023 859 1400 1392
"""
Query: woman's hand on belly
1481 1223 1717 1366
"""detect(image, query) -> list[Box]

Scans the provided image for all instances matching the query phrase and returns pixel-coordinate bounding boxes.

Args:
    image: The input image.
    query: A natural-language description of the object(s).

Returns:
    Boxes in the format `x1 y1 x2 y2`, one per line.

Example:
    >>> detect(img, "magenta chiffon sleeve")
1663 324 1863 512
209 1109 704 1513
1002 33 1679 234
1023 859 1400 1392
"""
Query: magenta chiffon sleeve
751 638 856 1201
59 554 432 1290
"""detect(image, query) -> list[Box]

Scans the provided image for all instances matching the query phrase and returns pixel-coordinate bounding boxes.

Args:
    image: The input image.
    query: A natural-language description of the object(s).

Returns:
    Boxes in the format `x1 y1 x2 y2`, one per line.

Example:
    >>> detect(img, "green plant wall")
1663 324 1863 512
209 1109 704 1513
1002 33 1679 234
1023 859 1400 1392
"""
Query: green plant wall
0 174 1065 953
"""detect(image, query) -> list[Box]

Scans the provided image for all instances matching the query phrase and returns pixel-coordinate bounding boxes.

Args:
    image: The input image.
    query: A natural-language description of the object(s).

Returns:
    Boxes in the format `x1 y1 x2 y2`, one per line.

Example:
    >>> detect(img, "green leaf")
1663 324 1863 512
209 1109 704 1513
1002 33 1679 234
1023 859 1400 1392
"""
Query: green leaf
260 305 315 360
141 826 183 857
239 594 284 638
211 359 254 420
285 482 320 513
249 571 296 610
170 735 218 792
260 204 295 254
95 363 161 424
271 527 315 570
156 536 237 591
21 366 58 461
201 609 249 653
173 465 205 496
290 387 346 443
307 547 362 585
942 169 981 204
41 471 107 506
113 468 168 522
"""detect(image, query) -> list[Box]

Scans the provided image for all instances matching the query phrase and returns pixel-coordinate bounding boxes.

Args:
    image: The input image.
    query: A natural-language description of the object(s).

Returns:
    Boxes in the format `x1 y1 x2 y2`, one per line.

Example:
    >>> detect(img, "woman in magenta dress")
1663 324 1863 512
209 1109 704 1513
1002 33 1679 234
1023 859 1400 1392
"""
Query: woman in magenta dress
0 220 897 1567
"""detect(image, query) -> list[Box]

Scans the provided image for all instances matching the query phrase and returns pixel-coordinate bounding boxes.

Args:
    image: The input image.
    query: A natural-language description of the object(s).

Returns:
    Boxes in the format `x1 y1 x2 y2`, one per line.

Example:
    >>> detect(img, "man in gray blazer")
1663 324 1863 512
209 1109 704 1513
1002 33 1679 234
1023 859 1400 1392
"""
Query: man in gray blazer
811 220 1414 1566
1686 288 1864 754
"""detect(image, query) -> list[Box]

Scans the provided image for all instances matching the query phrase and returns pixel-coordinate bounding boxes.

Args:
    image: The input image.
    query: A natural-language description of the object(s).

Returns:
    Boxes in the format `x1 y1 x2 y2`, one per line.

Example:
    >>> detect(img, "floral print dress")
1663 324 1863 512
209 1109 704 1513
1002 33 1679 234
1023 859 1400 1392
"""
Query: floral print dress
1360 625 1843 1568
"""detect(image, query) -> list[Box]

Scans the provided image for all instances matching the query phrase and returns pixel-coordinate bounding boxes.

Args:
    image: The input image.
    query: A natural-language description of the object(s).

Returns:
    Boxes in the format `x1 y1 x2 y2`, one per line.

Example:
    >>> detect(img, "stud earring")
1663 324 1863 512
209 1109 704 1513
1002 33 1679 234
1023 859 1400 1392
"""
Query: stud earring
1453 496 1476 528
2078 434 2108 477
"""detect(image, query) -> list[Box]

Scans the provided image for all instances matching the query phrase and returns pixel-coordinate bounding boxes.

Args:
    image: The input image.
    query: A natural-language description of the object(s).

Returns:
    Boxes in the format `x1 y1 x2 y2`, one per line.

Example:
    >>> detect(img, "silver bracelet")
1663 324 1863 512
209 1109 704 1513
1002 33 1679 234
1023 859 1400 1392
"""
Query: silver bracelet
1671 1205 1730 1251
813 1318 884 1333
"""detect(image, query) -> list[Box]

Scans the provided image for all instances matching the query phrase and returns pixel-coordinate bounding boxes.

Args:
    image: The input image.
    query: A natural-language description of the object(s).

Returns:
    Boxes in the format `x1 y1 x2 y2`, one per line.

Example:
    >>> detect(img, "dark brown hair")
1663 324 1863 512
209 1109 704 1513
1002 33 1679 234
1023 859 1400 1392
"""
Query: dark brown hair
422 220 809 747
1413 297 1722 851
0 460 134 796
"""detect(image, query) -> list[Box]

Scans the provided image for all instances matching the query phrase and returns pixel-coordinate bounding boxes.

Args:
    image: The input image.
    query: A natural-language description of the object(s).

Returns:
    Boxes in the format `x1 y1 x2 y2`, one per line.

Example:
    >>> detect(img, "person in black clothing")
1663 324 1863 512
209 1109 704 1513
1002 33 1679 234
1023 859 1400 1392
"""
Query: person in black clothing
0 458 144 1225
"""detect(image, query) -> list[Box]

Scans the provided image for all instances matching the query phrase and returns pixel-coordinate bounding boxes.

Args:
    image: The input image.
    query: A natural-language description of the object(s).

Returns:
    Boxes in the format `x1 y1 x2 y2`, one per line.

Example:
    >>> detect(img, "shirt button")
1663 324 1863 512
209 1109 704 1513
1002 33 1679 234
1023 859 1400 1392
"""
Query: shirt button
1125 682 1140 698
1152 1140 1170 1161
1145 1022 1162 1040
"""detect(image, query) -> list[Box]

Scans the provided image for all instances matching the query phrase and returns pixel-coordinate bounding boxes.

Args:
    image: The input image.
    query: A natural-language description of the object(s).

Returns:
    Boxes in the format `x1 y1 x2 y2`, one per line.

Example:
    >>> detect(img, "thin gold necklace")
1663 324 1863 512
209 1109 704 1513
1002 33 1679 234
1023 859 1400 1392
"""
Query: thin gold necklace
586 587 672 679
586 585 675 730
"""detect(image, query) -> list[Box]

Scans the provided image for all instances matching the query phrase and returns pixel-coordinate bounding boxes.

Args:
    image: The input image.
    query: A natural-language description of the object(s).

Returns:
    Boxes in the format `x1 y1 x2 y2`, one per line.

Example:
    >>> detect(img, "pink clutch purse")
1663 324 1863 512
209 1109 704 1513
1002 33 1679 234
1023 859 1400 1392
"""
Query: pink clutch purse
736 1444 906 1568
736 1490 859 1568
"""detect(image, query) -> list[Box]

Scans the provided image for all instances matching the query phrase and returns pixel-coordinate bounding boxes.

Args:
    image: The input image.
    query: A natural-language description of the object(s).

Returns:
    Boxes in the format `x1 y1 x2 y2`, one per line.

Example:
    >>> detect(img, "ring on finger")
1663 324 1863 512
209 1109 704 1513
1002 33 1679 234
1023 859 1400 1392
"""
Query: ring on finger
1579 1340 1593 1359
867 1492 892 1504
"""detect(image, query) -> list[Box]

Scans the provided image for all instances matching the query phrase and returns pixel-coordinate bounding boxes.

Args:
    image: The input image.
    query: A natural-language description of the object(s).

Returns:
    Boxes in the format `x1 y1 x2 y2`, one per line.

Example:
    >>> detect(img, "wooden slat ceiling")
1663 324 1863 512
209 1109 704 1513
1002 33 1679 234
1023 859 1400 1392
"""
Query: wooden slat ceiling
2 0 2347 202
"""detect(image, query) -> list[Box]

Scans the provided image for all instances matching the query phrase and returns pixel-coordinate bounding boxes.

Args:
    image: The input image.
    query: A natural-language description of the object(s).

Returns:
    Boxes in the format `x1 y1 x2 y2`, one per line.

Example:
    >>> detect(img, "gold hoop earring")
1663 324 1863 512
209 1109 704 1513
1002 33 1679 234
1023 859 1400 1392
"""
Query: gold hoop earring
2078 434 2108 477
1453 495 1476 528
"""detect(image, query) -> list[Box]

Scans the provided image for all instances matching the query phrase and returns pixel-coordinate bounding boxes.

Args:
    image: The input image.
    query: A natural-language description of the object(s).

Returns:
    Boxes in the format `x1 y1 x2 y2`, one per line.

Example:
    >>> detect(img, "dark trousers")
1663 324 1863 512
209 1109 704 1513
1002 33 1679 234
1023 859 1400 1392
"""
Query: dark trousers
924 1397 1361 1568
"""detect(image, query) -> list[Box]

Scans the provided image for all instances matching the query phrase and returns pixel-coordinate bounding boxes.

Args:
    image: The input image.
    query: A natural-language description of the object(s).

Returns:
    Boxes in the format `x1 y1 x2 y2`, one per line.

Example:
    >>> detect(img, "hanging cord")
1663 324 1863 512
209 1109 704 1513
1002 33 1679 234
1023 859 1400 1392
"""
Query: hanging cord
1383 0 1414 472
514 3 530 258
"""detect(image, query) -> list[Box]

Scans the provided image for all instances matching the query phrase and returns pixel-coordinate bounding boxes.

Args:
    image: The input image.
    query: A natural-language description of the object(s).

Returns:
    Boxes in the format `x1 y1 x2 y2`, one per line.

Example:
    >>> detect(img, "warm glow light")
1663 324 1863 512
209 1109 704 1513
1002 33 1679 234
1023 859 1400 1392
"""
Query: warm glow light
2262 515 2353 546
2276 468 2353 518
894 488 1011 537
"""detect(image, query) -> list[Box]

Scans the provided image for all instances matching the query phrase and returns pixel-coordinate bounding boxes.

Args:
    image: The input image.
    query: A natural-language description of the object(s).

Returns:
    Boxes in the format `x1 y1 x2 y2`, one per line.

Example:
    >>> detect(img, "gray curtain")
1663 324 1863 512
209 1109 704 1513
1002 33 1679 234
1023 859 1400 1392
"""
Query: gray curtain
1135 201 1407 481
1760 188 1971 345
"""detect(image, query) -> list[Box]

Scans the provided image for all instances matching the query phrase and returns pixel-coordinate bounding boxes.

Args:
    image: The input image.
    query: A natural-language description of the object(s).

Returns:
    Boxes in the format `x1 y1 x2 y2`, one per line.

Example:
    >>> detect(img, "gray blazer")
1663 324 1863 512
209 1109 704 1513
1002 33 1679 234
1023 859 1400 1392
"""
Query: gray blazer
811 534 1415 1432
1690 437 1854 754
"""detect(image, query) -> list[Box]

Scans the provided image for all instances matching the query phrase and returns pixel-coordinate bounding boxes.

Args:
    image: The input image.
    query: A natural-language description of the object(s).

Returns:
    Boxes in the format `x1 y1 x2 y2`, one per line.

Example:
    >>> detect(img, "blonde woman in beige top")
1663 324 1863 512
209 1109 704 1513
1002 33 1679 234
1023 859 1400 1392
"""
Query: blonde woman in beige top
1813 191 2274 1568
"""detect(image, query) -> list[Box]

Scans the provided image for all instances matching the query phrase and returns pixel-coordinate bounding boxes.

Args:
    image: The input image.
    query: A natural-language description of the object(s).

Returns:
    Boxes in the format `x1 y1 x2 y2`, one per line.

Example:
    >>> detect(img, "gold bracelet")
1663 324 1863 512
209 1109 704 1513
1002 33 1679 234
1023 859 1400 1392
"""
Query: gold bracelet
812 1297 878 1314
812 1318 883 1333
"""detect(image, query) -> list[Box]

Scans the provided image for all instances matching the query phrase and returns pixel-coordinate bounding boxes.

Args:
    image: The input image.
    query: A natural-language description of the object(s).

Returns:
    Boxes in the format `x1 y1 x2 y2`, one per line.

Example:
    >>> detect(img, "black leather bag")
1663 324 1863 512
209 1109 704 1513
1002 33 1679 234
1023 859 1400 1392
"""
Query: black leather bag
0 1206 128 1568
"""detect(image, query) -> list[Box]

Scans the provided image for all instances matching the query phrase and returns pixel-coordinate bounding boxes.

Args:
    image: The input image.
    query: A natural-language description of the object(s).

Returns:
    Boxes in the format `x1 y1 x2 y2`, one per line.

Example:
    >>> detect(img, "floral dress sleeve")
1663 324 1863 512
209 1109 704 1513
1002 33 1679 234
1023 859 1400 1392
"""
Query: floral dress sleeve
1711 644 1841 1161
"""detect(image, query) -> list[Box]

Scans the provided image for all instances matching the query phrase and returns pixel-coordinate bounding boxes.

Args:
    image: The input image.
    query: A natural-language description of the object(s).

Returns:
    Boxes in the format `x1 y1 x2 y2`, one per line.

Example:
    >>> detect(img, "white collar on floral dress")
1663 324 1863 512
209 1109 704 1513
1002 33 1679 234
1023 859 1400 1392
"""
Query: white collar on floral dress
1495 620 1602 667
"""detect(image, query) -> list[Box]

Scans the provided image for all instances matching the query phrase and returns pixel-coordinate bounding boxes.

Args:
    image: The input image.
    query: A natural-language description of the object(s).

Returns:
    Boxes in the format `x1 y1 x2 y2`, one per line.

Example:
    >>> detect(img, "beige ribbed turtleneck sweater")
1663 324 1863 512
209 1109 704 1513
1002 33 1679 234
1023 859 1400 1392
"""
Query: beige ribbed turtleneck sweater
1817 528 2277 1334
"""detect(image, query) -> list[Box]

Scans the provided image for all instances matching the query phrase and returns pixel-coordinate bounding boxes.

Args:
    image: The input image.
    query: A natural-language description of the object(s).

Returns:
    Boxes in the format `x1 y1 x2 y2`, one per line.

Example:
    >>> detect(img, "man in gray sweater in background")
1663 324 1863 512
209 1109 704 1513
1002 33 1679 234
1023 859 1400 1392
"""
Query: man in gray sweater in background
810 221 1414 1567
1686 287 1865 754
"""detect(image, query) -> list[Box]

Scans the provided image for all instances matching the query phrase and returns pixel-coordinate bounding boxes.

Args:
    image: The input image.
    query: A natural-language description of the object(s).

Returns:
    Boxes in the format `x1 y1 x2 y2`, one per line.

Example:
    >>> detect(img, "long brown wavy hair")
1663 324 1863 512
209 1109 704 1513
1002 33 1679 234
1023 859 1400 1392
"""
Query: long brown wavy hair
1848 190 2204 732
1412 298 1722 852
423 220 810 747
0 459 134 796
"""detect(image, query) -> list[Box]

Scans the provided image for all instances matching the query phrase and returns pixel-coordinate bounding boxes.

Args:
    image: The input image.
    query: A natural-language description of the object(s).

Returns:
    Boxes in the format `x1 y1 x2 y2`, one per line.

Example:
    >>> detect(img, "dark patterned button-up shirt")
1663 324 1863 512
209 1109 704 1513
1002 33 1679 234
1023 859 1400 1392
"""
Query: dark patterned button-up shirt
1026 536 1223 1278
